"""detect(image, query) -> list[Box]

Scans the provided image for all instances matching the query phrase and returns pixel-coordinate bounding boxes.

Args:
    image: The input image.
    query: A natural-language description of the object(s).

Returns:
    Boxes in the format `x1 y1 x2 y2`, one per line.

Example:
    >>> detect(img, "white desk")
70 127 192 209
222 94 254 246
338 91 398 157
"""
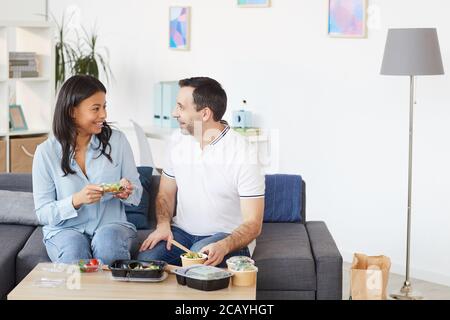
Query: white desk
142 125 268 142
141 126 275 173
140 125 175 140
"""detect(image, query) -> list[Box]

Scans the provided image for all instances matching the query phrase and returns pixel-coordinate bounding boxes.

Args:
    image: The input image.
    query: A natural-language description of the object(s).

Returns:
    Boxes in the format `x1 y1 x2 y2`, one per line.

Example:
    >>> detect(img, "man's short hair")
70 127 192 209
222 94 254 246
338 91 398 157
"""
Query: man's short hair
178 77 227 121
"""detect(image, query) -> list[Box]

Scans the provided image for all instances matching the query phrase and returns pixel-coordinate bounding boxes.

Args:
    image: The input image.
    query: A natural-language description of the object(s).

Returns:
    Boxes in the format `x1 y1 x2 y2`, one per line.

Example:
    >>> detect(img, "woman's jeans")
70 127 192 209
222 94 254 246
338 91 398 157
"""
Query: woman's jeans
137 225 250 268
44 223 136 266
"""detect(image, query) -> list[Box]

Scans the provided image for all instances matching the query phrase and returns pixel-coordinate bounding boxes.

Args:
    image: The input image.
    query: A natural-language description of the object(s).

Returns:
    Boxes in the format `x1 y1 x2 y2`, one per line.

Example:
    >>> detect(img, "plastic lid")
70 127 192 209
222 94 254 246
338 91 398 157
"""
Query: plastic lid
174 265 232 281
226 256 255 265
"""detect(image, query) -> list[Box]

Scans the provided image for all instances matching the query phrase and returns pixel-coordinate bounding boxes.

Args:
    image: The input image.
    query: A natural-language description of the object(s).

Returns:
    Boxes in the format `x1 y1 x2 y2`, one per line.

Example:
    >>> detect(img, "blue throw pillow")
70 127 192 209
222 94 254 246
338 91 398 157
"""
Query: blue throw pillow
125 166 153 229
263 174 303 223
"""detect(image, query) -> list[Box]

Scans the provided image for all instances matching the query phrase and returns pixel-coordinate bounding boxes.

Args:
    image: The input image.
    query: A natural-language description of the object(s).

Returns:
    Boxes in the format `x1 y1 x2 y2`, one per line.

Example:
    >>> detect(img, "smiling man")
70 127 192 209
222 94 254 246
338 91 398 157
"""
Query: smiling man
138 77 265 267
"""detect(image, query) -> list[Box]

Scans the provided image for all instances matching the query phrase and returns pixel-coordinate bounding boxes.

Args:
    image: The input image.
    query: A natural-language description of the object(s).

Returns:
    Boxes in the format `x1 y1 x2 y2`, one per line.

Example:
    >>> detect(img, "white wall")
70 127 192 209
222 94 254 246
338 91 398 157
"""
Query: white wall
0 0 47 21
47 0 450 286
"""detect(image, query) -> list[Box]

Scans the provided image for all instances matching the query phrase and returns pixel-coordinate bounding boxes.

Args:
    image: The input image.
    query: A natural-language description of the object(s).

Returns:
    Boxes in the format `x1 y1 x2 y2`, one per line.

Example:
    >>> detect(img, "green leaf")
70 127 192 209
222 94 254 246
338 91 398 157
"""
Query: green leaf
51 11 113 90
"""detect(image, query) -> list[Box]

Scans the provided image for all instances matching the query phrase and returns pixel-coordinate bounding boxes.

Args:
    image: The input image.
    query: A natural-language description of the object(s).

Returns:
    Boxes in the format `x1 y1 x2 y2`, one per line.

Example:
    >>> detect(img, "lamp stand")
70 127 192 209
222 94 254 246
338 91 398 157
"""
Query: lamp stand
390 76 423 300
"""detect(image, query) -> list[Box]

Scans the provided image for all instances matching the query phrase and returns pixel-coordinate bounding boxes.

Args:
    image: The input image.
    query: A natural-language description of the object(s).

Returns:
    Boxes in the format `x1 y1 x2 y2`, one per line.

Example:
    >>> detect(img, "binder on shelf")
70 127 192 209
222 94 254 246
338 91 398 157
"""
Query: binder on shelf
162 81 179 128
153 83 162 127
154 81 179 128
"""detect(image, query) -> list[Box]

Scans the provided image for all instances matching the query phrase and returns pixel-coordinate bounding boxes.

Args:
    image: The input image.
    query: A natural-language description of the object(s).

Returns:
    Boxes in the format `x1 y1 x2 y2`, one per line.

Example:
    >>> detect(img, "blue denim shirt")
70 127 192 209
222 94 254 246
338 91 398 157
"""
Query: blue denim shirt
32 129 142 241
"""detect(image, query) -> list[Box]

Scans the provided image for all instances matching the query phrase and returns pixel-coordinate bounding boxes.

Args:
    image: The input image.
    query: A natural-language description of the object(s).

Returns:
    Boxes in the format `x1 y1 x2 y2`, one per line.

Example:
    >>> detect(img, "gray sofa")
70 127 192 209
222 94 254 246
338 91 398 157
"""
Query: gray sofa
0 173 342 300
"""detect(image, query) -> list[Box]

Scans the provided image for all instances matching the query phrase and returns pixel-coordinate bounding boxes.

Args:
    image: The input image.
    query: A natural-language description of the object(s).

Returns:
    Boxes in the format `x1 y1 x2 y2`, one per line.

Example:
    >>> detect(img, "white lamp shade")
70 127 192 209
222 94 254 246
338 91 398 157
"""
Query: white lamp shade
381 28 444 76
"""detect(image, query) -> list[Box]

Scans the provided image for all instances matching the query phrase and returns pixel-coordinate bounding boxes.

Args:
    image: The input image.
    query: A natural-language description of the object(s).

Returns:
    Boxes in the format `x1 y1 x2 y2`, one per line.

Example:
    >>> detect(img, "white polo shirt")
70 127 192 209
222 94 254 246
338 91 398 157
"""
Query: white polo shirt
163 124 265 254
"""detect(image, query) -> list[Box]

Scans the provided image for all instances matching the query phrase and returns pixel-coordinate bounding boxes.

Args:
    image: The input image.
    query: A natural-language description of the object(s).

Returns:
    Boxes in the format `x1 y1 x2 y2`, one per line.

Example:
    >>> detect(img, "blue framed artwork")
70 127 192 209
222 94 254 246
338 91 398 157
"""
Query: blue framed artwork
237 0 270 7
169 7 190 50
328 0 367 38
9 104 28 131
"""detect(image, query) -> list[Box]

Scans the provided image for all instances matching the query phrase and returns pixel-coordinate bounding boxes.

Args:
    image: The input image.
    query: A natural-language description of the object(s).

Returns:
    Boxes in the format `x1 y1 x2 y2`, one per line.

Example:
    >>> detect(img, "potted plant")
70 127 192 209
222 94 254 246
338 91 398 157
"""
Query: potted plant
53 12 77 90
53 13 113 90
72 25 113 85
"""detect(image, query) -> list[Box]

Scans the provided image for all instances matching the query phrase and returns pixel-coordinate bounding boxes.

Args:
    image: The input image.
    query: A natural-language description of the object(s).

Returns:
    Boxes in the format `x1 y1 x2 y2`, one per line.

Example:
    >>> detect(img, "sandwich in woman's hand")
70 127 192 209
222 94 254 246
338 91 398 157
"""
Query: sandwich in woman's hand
101 182 125 194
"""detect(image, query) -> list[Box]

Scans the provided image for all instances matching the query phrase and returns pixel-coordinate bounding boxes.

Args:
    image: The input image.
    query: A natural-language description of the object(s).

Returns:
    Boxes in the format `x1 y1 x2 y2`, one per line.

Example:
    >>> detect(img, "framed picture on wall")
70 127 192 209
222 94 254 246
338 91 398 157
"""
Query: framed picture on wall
328 0 367 38
169 6 190 50
9 104 28 131
237 0 270 7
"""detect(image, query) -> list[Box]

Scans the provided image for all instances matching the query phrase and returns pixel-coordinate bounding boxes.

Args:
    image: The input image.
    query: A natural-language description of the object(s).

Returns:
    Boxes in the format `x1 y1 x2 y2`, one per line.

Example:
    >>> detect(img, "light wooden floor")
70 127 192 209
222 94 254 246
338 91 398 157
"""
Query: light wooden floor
342 262 450 300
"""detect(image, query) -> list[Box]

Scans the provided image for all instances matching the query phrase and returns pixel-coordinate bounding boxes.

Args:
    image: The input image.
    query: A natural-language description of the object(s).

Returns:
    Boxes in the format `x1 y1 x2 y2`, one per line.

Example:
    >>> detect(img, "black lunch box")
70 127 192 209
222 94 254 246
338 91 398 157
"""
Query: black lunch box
109 260 167 279
173 265 233 291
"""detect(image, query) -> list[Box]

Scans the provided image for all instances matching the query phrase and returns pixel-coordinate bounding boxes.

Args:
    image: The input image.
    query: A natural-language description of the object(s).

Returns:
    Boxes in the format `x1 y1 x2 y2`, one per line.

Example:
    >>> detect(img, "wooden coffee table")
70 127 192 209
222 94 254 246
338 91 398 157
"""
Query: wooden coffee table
8 263 256 300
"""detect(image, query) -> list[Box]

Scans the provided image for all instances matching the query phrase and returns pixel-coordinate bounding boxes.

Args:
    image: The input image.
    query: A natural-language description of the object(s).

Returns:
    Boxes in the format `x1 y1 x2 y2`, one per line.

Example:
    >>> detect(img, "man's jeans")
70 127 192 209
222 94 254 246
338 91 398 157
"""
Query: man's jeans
44 223 136 265
137 225 250 267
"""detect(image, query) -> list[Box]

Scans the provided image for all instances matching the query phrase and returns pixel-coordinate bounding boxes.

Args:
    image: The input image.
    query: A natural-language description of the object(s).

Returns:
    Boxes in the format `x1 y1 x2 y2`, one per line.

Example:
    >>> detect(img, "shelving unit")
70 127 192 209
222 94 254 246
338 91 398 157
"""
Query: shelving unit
0 21 55 172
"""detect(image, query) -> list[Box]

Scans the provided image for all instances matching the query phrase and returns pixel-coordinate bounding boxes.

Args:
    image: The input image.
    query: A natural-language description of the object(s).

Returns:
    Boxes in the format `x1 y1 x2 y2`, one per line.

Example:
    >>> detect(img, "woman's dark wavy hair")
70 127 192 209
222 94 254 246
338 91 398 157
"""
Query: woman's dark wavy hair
53 75 112 176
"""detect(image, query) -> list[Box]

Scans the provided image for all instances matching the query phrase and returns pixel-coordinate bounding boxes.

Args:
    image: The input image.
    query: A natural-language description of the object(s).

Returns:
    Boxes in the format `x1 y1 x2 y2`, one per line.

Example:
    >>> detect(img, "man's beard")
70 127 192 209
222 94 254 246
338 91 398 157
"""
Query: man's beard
180 119 203 138
180 122 194 135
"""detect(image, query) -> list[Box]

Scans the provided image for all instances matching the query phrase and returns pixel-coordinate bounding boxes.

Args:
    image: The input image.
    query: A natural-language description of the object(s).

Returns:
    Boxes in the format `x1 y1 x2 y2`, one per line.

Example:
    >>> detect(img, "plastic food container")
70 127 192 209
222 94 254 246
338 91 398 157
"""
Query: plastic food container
173 265 233 291
180 252 207 267
109 260 167 281
225 256 255 269
76 259 102 273
227 262 258 287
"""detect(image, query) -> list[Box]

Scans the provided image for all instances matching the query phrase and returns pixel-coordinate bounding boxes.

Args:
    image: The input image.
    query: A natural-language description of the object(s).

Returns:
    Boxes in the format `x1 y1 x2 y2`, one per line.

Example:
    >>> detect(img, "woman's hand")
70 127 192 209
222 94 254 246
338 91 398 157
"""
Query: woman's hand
72 184 104 209
113 178 134 200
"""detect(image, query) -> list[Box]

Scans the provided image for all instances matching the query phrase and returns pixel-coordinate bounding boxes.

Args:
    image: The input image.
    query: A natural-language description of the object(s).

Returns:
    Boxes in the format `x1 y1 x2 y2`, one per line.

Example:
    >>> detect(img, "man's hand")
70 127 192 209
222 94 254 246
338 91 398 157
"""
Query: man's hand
201 241 229 266
113 178 133 200
139 224 173 252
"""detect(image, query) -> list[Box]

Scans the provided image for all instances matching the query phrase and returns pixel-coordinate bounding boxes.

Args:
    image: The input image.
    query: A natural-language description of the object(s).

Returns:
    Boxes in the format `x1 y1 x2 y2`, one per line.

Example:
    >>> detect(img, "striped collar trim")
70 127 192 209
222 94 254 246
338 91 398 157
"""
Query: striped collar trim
210 123 230 146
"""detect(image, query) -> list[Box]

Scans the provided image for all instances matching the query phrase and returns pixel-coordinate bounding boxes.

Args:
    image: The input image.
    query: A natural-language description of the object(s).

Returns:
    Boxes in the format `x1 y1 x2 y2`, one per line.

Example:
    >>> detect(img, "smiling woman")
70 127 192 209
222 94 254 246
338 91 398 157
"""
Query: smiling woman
52 75 111 176
32 74 143 266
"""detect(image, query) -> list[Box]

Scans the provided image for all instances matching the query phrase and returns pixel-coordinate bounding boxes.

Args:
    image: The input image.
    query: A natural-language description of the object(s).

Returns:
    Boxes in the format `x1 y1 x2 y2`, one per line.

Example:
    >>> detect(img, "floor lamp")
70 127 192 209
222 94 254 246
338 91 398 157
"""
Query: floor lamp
380 28 444 300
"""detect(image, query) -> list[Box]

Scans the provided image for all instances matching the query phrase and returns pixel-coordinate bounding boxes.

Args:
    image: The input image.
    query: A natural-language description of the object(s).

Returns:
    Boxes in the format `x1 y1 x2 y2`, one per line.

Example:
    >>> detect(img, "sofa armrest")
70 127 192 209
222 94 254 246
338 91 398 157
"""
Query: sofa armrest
306 221 342 300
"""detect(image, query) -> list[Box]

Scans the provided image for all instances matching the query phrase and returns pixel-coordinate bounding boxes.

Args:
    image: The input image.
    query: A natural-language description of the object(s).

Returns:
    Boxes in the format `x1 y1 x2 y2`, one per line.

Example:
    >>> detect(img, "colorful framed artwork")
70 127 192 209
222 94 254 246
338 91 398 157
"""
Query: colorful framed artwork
237 0 270 8
169 6 190 50
9 104 28 131
328 0 367 38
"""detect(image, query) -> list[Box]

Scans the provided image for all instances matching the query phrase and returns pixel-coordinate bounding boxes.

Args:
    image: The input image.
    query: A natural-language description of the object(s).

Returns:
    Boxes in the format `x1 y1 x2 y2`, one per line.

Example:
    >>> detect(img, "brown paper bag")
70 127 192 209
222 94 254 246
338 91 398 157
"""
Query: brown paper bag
350 253 391 300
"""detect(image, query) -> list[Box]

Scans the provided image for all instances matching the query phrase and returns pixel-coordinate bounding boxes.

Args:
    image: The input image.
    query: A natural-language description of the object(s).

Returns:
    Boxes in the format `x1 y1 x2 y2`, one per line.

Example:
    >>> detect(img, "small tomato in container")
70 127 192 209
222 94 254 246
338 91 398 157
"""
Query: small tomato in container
77 259 102 273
